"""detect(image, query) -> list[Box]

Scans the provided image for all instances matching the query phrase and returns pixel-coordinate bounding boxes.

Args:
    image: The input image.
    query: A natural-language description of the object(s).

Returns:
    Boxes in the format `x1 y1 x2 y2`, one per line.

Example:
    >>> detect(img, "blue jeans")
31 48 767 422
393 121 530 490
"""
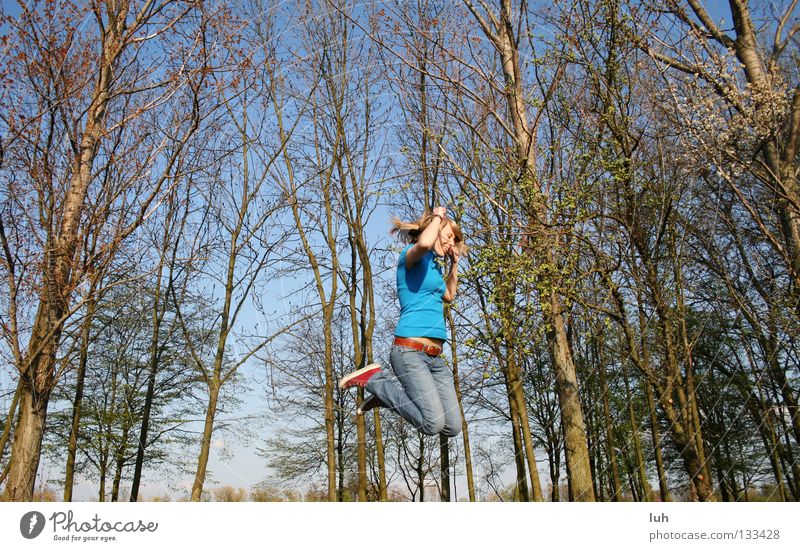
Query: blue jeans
366 344 462 437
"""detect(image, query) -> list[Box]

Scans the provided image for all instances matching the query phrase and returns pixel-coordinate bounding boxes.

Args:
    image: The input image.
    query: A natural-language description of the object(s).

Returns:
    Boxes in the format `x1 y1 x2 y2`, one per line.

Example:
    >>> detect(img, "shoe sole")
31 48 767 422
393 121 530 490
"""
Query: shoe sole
338 363 381 390
357 396 380 415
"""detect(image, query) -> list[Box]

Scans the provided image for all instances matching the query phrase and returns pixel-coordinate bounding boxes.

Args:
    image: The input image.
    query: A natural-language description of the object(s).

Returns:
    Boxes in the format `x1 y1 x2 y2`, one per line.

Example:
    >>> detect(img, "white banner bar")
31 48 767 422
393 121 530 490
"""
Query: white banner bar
2 502 799 550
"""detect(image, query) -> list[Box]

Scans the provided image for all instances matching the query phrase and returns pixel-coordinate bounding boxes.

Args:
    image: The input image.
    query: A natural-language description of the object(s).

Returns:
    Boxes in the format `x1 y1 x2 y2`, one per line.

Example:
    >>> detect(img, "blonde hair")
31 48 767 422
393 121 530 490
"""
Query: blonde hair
390 209 468 256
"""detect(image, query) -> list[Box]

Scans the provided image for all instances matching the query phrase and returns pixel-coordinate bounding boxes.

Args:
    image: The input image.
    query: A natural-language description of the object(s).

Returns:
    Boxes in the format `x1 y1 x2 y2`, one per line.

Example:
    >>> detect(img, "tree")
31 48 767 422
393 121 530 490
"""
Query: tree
0 0 208 500
640 1 800 295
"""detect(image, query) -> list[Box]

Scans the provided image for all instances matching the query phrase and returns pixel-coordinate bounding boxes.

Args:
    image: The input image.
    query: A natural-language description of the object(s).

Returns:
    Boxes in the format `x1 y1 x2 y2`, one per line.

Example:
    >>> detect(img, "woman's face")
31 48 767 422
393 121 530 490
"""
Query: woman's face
435 222 456 257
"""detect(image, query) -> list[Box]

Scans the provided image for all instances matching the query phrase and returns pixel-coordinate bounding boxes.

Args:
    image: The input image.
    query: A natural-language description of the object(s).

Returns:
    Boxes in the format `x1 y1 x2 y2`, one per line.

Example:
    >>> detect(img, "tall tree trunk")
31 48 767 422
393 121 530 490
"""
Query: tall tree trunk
4 1 136 501
440 435 450 502
345 252 367 502
660 391 715 501
585 377 603 501
622 358 650 502
672 231 713 488
763 410 788 502
548 446 561 502
547 290 595 501
111 424 130 502
129 315 161 502
64 294 97 501
685 368 712 487
722 437 741 501
0 380 23 487
356 386 367 502
735 361 788 502
597 336 621 501
636 234 714 501
645 380 670 502
509 348 544 501
131 211 179 501
764 332 800 448
98 461 107 503
463 0 594 500
505 371 530 502
638 304 671 502
374 411 388 501
6 284 67 501
4 386 49 501
322 275 337 502
623 454 640 501
497 280 542 501
357 223 383 500
191 382 219 502
447 309 475 501
343 203 367 502
726 0 800 291
337 397 346 502
417 433 425 502
278 63 340 501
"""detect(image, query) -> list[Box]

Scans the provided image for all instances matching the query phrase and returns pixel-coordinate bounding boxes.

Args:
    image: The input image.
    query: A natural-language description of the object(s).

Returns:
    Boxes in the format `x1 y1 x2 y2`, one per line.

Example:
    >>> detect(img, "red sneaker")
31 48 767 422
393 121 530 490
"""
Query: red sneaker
357 394 384 415
338 363 381 390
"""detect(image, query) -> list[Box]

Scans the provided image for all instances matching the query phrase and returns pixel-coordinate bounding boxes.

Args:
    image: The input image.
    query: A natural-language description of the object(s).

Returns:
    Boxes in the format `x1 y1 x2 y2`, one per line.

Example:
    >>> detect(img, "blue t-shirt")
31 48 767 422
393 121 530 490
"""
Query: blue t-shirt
394 244 448 341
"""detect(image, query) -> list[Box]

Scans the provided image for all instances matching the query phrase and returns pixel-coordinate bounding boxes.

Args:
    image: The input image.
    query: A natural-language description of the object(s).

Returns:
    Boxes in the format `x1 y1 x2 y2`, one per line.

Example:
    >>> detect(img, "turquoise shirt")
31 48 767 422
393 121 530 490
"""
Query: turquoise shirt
394 244 448 341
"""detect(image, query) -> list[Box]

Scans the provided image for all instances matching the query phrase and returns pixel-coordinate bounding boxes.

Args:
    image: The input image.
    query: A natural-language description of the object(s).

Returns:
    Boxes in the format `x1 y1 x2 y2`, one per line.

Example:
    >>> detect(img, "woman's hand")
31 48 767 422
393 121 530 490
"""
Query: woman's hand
449 247 460 266
433 206 447 219
443 246 460 302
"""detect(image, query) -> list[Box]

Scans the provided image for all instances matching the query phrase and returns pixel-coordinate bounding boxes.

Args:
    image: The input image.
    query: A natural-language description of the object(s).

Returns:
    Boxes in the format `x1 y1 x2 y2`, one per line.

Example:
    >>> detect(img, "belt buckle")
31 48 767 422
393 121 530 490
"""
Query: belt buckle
424 344 441 357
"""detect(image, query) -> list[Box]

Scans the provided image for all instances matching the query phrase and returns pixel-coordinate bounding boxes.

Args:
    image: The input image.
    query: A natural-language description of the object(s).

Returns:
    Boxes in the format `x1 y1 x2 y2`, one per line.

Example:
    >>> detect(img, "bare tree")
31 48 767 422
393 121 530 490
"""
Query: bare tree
640 1 800 296
0 0 208 500
175 46 294 500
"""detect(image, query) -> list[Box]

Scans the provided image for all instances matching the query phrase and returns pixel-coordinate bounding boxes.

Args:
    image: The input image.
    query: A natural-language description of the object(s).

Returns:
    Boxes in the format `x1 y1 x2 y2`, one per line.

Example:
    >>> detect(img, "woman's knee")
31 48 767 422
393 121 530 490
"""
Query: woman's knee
441 418 462 437
420 414 463 436
419 413 445 435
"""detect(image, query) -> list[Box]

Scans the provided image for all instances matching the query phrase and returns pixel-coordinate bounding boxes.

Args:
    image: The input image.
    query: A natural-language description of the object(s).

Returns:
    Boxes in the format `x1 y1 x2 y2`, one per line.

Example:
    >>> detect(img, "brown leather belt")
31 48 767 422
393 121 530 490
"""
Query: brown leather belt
394 337 443 357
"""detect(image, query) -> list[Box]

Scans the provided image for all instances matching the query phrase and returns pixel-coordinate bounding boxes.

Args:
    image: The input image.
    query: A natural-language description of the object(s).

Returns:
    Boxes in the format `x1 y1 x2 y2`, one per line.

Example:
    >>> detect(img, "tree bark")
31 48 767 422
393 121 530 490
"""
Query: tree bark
111 424 130 502
596 334 621 501
547 289 595 501
64 294 97 501
509 348 544 501
417 433 425 502
374 411 388 501
0 381 22 487
622 359 650 502
505 373 530 502
439 435 450 502
638 304 671 502
447 308 476 501
4 387 48 501
191 382 219 502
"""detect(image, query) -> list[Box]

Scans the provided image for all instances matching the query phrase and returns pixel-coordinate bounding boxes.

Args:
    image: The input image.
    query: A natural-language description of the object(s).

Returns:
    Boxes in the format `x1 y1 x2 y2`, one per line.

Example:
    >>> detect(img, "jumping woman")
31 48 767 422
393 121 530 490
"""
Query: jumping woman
338 206 467 437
